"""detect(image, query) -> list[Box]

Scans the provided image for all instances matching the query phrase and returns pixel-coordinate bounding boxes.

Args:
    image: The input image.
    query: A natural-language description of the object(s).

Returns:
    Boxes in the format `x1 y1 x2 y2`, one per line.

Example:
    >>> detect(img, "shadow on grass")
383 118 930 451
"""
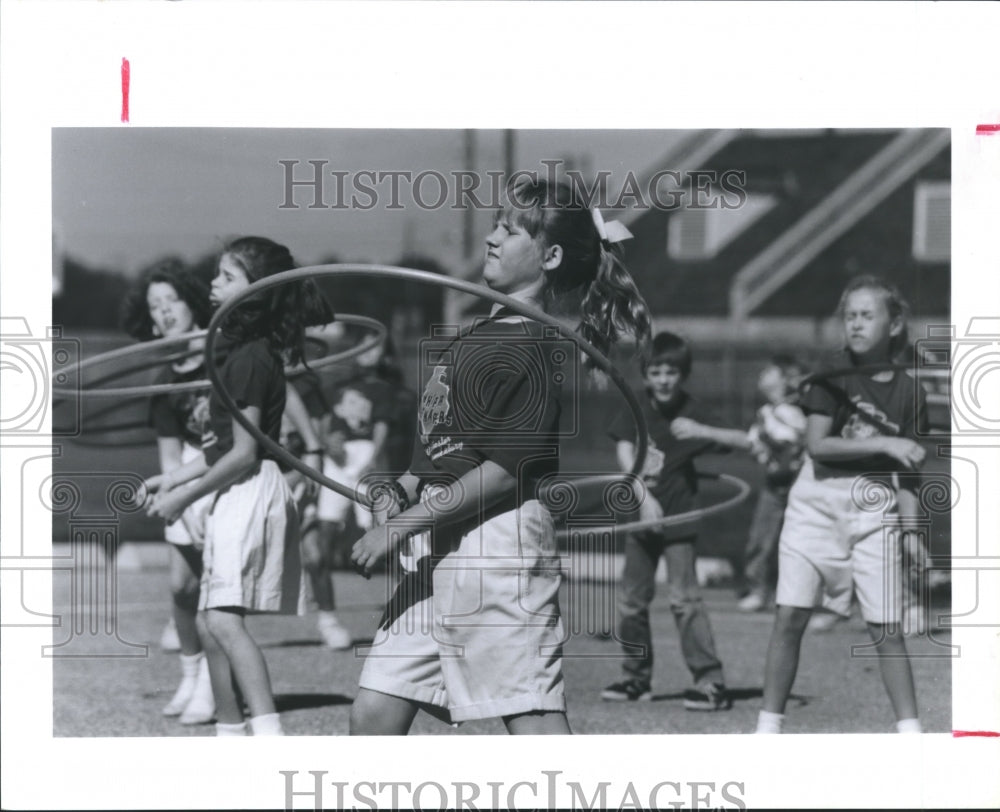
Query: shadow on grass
275 693 354 712
651 688 811 707
260 637 375 649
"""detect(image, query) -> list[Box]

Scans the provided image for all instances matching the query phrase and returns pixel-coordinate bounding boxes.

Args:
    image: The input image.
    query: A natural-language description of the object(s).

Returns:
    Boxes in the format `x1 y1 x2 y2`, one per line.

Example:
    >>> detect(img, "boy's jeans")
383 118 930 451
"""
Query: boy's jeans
617 532 725 687
742 483 791 599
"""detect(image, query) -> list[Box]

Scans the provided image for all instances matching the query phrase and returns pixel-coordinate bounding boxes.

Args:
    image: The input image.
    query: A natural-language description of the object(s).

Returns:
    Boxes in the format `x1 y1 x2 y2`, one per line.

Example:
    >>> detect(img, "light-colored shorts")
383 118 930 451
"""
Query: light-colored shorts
358 499 566 723
777 458 902 623
164 443 214 548
199 460 305 614
317 440 375 529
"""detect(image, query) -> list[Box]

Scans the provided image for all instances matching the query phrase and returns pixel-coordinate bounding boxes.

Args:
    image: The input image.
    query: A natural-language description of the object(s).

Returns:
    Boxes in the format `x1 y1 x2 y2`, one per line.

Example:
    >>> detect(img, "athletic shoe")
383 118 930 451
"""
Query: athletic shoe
807 612 845 633
683 682 732 711
317 612 352 650
162 653 201 716
737 592 767 613
159 618 181 652
600 679 652 702
178 655 216 725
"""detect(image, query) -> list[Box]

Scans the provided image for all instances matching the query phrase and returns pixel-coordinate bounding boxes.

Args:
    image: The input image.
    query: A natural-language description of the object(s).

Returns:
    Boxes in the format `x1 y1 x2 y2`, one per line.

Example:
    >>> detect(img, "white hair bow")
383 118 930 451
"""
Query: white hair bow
591 207 633 247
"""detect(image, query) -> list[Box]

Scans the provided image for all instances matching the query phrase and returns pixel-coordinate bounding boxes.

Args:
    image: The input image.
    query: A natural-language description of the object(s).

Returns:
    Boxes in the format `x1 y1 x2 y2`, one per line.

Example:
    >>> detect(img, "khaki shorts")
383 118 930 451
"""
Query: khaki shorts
163 443 213 547
317 440 375 529
777 458 902 623
358 499 566 722
200 460 304 614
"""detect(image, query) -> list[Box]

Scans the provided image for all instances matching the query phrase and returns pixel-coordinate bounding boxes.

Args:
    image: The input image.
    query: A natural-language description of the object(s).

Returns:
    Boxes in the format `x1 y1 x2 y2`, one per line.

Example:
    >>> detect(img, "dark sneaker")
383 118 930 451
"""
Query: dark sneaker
601 679 652 702
683 682 732 711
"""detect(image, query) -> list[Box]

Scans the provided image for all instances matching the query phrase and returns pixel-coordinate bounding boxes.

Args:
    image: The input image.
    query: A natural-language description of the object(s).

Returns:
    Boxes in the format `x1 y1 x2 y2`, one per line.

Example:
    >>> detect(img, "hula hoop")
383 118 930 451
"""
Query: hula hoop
800 361 918 391
51 314 386 400
206 264 650 508
554 472 752 539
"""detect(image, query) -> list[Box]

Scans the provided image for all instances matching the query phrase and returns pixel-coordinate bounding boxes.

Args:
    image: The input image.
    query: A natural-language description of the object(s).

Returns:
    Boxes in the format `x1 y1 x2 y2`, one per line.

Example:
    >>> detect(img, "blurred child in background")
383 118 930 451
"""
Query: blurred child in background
736 356 808 612
602 331 735 711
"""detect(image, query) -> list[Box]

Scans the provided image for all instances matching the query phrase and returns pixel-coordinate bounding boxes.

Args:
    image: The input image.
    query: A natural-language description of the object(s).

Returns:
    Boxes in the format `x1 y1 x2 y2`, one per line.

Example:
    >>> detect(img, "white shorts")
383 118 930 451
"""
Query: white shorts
316 440 375 529
164 443 213 548
358 499 566 723
776 458 902 623
199 460 305 614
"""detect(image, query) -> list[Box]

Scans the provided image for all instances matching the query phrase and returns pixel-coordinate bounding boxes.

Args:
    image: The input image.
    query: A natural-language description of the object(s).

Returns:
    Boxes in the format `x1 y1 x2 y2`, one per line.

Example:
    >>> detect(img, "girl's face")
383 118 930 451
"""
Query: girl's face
482 215 548 296
210 253 251 307
842 287 900 360
147 281 195 338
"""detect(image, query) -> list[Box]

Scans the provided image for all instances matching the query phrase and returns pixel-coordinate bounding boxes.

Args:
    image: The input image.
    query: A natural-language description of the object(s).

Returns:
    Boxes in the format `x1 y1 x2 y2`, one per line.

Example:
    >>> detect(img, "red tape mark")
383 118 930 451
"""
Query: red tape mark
975 124 1000 135
952 730 1000 738
121 58 130 123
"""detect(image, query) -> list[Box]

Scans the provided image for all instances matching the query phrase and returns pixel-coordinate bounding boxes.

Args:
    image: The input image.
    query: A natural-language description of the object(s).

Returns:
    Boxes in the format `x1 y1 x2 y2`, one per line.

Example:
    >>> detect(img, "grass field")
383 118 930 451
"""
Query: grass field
52 561 953 737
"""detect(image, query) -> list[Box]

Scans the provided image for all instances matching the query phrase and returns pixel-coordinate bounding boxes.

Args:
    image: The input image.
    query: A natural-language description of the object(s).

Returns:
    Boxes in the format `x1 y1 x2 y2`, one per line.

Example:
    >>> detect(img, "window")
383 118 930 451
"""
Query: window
667 194 776 260
912 181 950 262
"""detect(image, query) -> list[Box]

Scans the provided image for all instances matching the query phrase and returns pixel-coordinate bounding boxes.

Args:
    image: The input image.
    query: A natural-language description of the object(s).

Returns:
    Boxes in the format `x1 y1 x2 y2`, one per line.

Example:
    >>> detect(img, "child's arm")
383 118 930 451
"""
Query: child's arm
616 440 663 524
284 382 324 473
806 413 926 470
351 459 516 577
148 406 262 523
670 417 751 450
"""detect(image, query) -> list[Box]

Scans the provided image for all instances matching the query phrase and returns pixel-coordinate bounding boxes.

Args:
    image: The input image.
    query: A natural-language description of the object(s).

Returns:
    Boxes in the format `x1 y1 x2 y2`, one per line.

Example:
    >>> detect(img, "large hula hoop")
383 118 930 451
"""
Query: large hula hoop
206 264 650 509
553 472 752 539
51 314 387 399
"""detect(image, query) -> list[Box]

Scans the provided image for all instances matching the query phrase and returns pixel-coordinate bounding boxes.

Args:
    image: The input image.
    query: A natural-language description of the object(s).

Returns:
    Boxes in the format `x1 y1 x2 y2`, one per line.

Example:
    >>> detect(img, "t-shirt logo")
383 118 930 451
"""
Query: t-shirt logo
419 365 452 440
842 398 900 439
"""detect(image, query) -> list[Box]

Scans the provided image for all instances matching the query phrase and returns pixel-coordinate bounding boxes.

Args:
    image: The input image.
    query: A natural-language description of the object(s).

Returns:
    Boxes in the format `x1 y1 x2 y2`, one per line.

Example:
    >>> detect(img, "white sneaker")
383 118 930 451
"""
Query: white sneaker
179 655 216 725
738 592 767 613
317 612 352 650
807 612 844 633
159 618 181 652
162 653 201 716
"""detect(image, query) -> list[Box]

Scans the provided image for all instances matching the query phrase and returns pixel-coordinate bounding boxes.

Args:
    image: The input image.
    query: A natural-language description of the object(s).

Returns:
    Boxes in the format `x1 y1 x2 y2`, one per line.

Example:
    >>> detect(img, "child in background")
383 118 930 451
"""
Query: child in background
737 356 808 612
756 275 926 734
123 260 216 724
601 332 734 711
308 382 390 649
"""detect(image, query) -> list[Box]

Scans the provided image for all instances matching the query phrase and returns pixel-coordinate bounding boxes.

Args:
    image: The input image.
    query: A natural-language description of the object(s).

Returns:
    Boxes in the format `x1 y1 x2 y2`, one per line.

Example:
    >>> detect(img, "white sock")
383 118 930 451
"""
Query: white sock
215 721 247 737
179 655 216 724
162 653 203 716
250 712 284 736
756 710 784 734
897 718 922 734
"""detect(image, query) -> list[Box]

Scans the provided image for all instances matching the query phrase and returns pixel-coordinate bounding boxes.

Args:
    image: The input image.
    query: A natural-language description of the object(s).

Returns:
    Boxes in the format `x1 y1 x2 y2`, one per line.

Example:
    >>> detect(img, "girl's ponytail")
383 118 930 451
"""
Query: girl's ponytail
578 244 652 364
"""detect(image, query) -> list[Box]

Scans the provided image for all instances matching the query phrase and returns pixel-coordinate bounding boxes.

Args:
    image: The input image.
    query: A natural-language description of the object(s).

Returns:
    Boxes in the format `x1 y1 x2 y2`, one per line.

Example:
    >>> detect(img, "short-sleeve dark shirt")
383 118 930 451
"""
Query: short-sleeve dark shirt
149 363 212 449
409 310 562 508
608 389 719 516
802 350 928 479
203 338 286 466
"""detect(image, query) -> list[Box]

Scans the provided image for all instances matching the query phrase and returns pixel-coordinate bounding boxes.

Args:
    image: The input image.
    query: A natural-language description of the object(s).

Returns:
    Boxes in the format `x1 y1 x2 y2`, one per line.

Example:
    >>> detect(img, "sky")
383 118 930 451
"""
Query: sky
52 128 688 274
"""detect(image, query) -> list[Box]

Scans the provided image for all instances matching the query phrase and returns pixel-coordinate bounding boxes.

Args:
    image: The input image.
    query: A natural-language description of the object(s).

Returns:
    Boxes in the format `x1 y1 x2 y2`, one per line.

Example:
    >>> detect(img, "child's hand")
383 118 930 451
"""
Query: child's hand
351 525 397 579
638 495 664 524
880 437 926 470
670 417 705 440
147 487 190 525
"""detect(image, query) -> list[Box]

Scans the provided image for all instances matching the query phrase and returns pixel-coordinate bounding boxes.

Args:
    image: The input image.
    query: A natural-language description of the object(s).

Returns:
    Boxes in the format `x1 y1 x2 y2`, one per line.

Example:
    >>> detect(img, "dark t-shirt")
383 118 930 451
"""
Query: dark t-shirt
608 389 720 515
802 350 928 479
203 338 286 466
409 310 562 508
149 363 212 449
